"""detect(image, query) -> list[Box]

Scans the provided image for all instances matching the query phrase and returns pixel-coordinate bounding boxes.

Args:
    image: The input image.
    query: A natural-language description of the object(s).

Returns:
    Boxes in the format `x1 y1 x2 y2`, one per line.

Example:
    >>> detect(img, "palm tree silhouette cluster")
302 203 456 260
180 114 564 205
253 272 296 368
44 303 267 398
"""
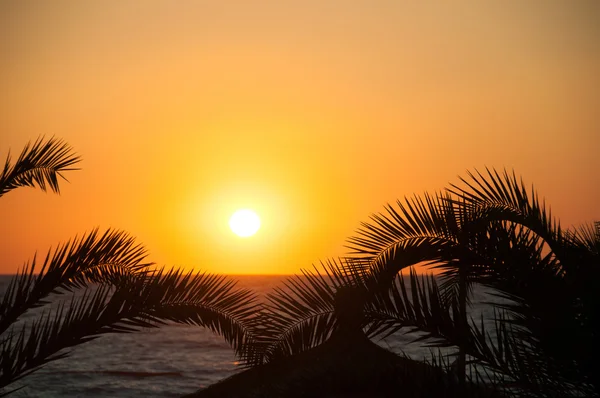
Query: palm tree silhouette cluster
0 138 257 396
1 137 598 397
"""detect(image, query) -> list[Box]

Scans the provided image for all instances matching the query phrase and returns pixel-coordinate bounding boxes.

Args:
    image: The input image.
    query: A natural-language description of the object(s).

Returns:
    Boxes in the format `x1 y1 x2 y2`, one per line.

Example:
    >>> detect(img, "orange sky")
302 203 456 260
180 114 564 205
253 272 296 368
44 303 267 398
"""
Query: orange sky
1 1 599 274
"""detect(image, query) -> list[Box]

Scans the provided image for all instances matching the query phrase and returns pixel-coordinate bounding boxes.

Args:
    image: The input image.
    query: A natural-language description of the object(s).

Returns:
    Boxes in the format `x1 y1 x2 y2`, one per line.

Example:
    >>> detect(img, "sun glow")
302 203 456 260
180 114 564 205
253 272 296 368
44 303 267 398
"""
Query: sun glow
229 209 261 237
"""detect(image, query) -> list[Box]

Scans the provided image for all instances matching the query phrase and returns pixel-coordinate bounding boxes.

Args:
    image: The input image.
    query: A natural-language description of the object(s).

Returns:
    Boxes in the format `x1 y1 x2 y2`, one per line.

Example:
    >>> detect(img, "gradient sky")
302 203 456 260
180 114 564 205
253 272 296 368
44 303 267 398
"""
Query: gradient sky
1 1 599 274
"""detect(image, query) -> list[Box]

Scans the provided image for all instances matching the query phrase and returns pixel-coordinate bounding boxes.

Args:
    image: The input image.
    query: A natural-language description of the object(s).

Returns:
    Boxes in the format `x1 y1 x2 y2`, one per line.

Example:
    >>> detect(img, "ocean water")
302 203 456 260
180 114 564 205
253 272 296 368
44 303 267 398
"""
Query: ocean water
0 275 499 397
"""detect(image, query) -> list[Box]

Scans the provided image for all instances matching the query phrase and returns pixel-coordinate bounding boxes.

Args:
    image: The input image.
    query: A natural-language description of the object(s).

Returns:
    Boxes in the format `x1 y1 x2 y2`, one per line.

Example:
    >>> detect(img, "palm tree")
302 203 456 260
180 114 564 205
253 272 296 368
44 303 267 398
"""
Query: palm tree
192 261 501 397
195 168 598 397
0 137 259 395
347 168 599 397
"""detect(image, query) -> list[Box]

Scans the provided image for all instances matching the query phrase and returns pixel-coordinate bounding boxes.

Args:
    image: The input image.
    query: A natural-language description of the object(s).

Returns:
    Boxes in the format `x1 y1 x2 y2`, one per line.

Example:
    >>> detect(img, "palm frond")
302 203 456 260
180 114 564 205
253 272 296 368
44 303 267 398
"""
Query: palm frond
0 269 258 391
446 168 565 260
346 168 599 396
0 285 113 388
125 268 259 354
463 220 599 394
243 259 364 366
0 136 80 197
365 268 458 343
347 192 456 258
364 269 590 396
348 192 493 308
565 222 600 254
0 229 151 336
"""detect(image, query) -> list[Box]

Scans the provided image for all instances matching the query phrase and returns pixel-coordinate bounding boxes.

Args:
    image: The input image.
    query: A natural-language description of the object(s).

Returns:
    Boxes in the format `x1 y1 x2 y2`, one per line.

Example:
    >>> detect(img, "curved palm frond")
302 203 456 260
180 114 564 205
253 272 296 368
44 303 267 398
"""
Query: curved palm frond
349 197 478 390
0 136 80 197
242 259 365 366
365 268 458 343
347 168 599 397
1 137 261 395
0 268 258 391
447 170 599 394
367 269 593 397
347 192 490 306
446 168 567 263
566 221 600 254
347 192 456 258
0 229 151 336
0 285 114 388
128 268 259 354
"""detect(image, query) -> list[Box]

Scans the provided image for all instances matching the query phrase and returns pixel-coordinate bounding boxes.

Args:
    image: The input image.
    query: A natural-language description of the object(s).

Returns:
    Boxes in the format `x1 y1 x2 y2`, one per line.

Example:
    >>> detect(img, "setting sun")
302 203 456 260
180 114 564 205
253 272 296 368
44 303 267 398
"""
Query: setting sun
229 209 261 237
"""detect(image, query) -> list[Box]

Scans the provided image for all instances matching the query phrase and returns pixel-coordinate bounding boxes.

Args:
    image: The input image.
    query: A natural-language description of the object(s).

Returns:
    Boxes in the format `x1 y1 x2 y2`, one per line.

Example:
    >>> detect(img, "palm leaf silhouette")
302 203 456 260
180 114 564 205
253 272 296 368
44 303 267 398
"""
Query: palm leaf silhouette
346 168 599 397
228 260 510 397
0 229 151 337
0 136 80 197
0 268 258 391
242 259 365 366
367 269 587 396
0 138 260 395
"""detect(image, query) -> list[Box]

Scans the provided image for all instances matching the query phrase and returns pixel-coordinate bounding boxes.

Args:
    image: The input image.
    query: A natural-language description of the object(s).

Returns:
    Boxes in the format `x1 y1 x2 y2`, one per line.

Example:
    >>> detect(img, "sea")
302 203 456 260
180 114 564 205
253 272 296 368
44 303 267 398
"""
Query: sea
0 275 500 397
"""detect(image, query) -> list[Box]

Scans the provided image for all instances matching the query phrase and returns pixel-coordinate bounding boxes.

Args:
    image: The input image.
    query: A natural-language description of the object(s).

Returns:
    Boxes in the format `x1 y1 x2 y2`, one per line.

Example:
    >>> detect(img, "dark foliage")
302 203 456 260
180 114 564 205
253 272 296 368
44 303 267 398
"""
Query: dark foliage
0 138 258 395
346 168 599 397
0 136 80 197
238 168 598 397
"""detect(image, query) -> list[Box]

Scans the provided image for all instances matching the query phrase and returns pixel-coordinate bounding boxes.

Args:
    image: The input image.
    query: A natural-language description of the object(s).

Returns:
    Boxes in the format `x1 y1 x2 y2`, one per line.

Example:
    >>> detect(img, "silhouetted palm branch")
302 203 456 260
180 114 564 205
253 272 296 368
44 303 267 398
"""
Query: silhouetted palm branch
347 192 489 306
346 168 599 396
243 259 365 366
446 169 574 271
367 269 592 396
0 136 80 197
241 259 513 395
0 229 151 336
348 192 454 257
1 139 261 395
449 171 599 394
131 268 259 351
0 268 258 391
366 268 458 342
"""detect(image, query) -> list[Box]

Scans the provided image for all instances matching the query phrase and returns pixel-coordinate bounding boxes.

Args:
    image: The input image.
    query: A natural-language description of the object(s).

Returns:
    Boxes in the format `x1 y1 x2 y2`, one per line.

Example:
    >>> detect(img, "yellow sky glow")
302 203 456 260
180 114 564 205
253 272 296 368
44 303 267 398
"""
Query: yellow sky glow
1 1 599 274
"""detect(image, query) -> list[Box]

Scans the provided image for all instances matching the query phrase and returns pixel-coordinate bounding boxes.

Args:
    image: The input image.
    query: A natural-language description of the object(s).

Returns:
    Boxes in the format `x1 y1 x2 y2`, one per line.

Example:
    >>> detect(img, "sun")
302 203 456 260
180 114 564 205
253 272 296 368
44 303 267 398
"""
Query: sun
229 209 261 237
